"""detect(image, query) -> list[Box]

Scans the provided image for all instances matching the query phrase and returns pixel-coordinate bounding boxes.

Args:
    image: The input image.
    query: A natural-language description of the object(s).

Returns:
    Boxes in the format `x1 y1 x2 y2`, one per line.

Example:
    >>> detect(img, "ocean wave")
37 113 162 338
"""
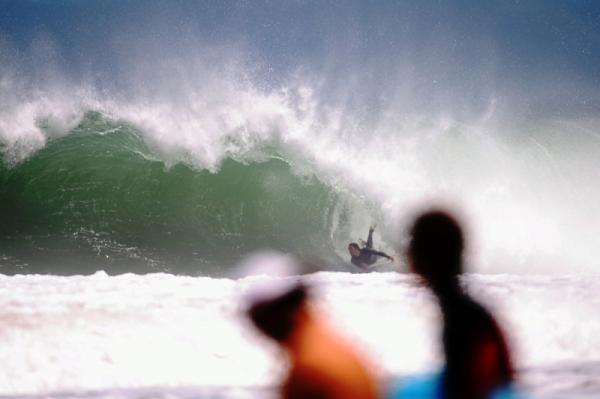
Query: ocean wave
0 114 366 275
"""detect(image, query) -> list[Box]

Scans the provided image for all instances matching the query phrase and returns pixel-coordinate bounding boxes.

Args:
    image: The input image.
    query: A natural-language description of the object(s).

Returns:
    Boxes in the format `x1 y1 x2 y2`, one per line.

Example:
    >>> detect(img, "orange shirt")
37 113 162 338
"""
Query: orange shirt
281 311 380 399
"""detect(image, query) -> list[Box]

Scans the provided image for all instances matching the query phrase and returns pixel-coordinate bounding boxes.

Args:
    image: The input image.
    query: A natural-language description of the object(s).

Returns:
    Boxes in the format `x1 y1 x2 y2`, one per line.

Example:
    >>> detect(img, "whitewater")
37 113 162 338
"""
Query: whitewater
0 272 599 398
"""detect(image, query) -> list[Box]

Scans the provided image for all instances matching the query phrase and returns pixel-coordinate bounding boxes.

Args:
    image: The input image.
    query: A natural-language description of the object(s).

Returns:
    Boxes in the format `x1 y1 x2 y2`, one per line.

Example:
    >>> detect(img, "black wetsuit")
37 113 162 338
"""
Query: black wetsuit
350 229 391 268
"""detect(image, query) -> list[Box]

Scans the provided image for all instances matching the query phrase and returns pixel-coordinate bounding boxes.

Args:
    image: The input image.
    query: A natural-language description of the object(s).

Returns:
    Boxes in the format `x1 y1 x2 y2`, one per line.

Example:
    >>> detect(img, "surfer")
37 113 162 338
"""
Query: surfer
348 226 394 269
405 209 514 399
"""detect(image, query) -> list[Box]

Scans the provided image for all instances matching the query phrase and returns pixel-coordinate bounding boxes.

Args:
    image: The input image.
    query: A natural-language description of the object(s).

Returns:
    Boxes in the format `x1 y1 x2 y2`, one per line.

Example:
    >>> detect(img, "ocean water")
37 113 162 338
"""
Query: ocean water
1 1 600 397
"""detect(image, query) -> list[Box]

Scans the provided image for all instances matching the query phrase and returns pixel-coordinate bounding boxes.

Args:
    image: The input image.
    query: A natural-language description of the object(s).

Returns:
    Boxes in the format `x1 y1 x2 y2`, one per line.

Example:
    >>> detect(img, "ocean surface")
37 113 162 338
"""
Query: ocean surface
1 1 600 397
0 272 599 398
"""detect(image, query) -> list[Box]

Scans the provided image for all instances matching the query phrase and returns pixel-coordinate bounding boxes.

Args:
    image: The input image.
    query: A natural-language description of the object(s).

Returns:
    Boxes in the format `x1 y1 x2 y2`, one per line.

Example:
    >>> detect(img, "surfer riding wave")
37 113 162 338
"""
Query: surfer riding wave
348 226 394 269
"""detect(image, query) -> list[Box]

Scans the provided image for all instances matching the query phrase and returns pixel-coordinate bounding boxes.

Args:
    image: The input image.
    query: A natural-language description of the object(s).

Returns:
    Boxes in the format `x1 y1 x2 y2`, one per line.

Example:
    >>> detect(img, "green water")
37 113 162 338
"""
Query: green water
0 115 344 275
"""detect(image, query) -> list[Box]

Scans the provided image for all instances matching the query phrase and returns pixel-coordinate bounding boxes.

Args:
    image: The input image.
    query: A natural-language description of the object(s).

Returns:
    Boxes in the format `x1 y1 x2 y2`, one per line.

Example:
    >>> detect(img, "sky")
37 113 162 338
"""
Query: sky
1 0 599 118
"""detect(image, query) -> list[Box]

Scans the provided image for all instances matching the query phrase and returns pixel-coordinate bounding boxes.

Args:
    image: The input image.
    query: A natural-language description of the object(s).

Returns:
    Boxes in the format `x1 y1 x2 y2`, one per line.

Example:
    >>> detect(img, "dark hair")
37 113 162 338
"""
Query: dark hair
408 210 464 288
348 243 360 250
247 284 308 342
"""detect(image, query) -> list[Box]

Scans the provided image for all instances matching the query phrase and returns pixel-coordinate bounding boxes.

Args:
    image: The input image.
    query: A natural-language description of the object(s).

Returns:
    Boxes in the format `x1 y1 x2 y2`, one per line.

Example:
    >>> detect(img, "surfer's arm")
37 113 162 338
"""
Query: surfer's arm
366 227 374 248
361 248 394 261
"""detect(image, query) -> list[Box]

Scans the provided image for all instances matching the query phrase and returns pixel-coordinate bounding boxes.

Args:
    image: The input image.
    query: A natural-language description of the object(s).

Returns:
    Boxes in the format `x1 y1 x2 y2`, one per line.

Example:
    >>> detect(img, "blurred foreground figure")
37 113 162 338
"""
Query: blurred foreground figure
244 254 379 399
400 210 514 399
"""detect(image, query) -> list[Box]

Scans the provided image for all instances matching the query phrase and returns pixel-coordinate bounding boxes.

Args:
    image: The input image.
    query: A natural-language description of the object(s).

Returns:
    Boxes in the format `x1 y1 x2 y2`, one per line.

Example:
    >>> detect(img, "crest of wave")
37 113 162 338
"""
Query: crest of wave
0 68 91 165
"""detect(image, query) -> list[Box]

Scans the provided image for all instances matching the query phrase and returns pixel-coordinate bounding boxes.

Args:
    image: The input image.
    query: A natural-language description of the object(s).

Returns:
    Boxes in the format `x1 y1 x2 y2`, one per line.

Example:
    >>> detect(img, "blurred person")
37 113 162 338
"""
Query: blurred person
348 225 394 269
396 209 514 399
244 253 380 399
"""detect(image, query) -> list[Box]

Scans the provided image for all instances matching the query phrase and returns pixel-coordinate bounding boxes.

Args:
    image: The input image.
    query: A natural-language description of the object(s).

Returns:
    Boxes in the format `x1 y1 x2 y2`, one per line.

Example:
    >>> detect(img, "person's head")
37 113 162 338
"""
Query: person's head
407 210 464 292
247 283 308 343
348 243 361 257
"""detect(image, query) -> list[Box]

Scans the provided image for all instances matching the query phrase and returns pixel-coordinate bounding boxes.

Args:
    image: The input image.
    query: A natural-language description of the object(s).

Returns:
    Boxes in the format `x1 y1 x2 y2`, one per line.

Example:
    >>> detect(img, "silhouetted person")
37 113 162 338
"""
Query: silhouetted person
348 226 394 269
247 279 379 399
406 210 514 399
